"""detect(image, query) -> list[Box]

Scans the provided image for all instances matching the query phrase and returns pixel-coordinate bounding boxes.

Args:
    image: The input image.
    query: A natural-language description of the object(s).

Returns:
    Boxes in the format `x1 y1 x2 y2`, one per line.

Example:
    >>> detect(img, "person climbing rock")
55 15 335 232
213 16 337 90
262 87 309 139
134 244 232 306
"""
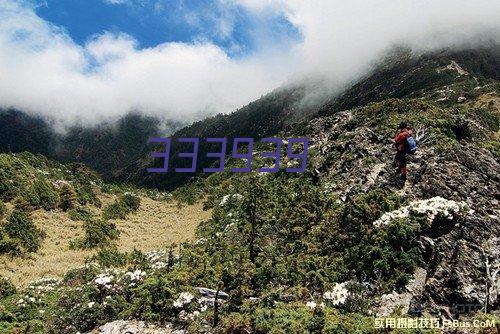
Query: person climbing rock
394 122 415 184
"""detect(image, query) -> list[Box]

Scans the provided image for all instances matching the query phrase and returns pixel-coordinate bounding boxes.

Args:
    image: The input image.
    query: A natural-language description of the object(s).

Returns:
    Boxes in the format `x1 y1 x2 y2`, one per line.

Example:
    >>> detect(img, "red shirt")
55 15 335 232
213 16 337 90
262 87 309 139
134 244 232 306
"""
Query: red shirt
394 129 412 153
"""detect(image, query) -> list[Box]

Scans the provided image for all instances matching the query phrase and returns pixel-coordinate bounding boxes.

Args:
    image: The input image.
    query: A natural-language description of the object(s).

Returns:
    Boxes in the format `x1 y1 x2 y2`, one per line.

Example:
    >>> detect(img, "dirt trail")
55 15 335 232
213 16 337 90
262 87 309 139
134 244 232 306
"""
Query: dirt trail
0 196 211 286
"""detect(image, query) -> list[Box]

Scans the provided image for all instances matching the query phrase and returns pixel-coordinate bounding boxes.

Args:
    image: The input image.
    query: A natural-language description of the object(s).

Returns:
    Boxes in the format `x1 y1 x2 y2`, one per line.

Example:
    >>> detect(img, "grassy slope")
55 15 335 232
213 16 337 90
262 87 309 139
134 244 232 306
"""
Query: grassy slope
0 152 211 286
0 197 210 286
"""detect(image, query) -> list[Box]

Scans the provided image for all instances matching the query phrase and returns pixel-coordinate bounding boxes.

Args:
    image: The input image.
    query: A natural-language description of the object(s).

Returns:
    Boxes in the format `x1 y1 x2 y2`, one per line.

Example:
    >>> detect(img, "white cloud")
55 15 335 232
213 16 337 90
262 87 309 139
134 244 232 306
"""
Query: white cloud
0 0 499 126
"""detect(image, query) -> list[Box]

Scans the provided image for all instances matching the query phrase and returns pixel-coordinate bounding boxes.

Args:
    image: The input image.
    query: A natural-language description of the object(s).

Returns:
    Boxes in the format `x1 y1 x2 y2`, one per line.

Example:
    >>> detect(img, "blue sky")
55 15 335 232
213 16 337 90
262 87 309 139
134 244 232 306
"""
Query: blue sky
34 0 300 57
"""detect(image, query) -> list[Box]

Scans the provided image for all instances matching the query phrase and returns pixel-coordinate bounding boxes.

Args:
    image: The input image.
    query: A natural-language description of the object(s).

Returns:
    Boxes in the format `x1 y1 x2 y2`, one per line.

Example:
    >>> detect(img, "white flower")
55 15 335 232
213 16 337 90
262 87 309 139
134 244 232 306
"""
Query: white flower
88 302 95 308
152 261 167 270
94 274 113 286
373 196 469 228
123 270 146 281
323 282 349 306
173 292 195 308
306 301 317 309
219 194 243 207
147 250 168 263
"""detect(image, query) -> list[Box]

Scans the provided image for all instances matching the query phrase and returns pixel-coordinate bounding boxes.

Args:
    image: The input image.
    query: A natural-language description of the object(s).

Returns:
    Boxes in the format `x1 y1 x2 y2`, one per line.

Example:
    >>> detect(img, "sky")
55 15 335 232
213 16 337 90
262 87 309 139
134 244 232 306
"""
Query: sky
0 0 499 126
34 0 299 57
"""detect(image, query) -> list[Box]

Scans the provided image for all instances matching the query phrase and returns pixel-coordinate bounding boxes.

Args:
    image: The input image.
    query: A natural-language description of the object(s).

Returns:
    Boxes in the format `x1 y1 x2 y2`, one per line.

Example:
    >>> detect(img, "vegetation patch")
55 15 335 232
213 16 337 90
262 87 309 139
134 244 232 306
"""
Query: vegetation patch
68 207 94 222
103 193 141 220
70 219 120 249
0 209 45 255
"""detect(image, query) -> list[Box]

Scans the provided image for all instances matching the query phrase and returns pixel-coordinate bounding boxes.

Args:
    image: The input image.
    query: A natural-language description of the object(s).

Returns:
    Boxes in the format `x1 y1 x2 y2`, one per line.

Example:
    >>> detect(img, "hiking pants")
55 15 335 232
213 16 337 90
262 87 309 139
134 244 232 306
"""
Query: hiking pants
395 151 407 176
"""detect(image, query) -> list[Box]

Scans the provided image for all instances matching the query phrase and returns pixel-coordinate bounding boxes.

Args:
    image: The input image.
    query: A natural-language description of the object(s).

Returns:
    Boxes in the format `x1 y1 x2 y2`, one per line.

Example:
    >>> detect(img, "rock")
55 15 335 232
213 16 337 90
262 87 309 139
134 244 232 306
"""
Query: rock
90 320 174 334
457 96 467 103
196 287 229 300
307 108 499 318
376 267 427 316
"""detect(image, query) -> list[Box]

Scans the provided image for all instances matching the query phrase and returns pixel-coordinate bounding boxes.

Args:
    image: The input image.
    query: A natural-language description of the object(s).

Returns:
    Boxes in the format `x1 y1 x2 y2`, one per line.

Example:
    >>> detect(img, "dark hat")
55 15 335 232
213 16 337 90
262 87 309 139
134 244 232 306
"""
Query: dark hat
398 122 409 129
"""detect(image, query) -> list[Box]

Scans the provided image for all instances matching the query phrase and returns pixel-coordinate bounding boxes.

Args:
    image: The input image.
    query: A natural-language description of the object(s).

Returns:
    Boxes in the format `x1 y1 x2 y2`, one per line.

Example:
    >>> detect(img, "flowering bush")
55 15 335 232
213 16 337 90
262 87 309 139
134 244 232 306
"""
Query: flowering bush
373 196 469 228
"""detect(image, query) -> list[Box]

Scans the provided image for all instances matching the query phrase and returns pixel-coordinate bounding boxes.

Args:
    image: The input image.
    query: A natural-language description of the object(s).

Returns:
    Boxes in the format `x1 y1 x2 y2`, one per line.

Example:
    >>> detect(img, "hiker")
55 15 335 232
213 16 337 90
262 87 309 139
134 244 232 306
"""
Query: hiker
394 122 416 182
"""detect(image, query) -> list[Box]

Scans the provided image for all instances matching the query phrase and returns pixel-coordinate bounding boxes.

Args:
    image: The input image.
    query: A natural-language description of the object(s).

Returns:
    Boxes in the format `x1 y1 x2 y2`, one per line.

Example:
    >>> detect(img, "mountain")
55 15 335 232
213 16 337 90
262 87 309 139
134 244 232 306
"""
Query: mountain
0 109 58 157
126 44 499 191
0 111 184 180
0 44 498 333
317 45 500 117
1 45 498 190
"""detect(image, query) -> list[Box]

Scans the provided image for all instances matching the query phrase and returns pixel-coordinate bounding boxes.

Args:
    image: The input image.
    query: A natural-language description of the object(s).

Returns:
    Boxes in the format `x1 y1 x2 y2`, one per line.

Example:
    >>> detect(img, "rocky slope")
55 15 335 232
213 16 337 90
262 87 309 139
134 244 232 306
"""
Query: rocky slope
300 97 499 318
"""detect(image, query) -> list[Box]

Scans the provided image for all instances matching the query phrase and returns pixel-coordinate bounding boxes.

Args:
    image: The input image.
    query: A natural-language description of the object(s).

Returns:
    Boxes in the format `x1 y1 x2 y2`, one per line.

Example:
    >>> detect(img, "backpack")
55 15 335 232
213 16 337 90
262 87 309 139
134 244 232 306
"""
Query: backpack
406 136 417 154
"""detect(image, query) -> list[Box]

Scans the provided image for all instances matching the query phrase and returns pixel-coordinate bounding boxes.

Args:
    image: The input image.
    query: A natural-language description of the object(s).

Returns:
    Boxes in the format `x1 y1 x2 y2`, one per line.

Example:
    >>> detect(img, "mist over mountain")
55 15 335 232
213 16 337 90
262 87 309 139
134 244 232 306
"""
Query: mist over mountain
130 43 500 189
0 0 499 125
1 43 498 186
0 110 184 179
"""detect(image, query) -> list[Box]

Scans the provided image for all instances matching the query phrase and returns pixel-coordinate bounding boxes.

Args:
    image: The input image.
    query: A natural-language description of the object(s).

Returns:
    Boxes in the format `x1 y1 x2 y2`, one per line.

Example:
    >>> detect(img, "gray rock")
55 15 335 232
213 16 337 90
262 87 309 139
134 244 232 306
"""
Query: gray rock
90 320 174 334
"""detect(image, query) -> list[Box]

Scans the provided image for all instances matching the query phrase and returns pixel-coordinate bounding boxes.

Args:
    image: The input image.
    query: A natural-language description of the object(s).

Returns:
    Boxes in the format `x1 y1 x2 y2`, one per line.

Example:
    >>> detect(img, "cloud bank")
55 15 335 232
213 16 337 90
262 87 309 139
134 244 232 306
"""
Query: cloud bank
0 0 499 125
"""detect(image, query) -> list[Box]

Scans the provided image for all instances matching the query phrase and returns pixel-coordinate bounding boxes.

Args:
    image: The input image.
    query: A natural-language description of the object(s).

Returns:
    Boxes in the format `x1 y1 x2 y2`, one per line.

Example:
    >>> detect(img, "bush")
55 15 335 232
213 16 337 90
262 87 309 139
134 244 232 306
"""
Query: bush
0 201 6 219
59 185 77 211
102 202 127 220
71 219 119 249
2 209 45 253
12 196 32 212
63 264 101 285
68 207 93 222
88 247 128 267
0 165 18 202
0 277 16 299
30 179 59 210
121 193 141 212
75 184 102 208
0 230 20 255
103 194 140 220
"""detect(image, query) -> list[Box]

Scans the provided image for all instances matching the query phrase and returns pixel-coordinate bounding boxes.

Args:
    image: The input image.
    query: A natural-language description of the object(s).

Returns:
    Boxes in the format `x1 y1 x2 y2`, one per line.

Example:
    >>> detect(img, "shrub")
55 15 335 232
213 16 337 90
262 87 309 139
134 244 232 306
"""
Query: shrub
0 201 6 219
88 247 128 267
103 194 140 220
2 209 45 253
0 230 20 255
12 196 32 212
75 184 102 208
30 179 59 210
68 207 93 222
102 202 127 220
252 304 315 333
59 185 77 211
0 277 16 299
71 219 119 249
218 312 252 333
0 166 18 202
63 264 101 285
121 193 141 212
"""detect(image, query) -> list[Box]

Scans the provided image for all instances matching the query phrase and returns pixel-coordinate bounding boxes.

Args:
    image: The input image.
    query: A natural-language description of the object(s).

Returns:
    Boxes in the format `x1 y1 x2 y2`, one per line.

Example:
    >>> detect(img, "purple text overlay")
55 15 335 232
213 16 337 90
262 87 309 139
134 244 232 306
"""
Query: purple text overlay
147 137 309 173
